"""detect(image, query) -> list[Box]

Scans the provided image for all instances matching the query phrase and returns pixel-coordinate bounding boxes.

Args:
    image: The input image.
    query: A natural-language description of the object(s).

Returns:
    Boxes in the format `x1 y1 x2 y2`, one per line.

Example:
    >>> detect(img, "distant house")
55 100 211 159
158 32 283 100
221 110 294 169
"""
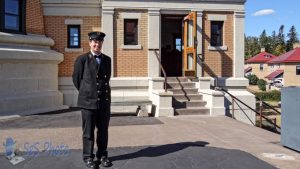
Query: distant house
245 49 277 79
266 44 300 87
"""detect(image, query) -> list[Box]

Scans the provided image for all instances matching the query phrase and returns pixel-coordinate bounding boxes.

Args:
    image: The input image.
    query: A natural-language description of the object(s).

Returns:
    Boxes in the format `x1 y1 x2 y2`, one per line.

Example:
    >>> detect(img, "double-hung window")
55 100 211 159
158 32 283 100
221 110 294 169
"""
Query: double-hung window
0 0 25 33
124 19 138 45
296 66 300 75
210 21 223 46
67 25 81 48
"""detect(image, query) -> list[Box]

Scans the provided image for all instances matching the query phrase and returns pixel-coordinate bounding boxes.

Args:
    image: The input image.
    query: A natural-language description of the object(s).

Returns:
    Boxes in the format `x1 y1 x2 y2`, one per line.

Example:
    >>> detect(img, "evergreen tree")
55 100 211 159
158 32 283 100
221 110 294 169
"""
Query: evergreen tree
259 29 271 52
270 30 277 54
278 25 285 46
274 25 286 55
286 25 299 51
245 36 260 59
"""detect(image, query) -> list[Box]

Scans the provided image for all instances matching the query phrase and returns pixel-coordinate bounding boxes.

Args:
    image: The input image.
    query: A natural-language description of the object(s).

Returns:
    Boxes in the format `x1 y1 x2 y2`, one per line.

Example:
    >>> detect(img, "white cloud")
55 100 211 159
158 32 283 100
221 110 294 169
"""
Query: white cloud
252 9 275 16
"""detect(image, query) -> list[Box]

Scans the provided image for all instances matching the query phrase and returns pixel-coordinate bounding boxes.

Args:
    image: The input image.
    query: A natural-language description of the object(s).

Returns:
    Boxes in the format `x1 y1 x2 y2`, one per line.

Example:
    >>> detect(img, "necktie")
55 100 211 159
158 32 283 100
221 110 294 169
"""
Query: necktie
95 55 101 65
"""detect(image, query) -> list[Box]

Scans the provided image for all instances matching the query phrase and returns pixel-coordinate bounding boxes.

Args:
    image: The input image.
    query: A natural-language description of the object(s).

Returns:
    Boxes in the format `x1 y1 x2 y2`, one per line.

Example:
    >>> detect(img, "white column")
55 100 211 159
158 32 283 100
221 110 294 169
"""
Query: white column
102 7 114 76
195 10 203 77
148 8 161 77
233 11 245 78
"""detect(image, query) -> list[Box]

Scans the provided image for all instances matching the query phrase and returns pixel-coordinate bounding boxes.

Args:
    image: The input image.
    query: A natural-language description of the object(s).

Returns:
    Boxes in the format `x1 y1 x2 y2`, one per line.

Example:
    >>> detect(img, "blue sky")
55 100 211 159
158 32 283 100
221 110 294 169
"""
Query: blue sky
245 0 300 37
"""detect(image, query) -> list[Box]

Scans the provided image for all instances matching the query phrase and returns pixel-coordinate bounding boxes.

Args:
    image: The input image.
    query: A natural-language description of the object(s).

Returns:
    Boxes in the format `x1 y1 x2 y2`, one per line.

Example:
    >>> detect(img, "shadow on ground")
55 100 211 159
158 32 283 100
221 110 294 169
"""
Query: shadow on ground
0 142 277 169
0 111 163 129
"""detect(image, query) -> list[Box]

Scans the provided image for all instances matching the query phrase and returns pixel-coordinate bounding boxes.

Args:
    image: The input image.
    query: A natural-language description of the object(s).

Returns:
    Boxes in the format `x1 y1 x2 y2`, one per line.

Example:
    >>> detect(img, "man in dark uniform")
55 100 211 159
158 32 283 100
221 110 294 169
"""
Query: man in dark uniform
72 31 112 168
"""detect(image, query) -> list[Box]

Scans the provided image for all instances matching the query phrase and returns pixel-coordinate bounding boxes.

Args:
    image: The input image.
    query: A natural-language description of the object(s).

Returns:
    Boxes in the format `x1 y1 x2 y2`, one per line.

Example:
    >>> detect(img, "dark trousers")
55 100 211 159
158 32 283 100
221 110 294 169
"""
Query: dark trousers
81 105 110 160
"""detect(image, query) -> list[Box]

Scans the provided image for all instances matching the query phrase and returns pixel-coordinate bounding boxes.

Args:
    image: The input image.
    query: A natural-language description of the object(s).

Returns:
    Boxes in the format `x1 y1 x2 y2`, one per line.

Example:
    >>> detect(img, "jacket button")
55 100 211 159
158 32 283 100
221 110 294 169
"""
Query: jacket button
97 98 100 101
97 90 100 93
106 90 108 93
105 83 108 85
106 99 108 101
104 75 107 78
96 75 99 78
97 83 99 86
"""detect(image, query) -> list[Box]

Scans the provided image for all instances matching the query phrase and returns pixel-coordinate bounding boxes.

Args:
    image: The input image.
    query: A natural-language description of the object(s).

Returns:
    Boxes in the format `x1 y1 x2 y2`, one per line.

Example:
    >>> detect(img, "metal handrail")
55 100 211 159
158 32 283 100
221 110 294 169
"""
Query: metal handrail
151 49 167 92
201 60 280 131
247 88 281 115
216 87 281 130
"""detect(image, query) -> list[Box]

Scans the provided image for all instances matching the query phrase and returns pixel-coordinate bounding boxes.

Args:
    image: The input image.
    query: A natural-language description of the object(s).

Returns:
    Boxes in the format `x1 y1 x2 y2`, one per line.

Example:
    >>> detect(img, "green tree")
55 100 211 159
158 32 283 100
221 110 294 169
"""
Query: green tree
246 74 259 85
259 29 271 52
269 30 277 54
275 25 286 55
278 25 285 46
257 79 267 91
245 36 260 59
286 25 299 51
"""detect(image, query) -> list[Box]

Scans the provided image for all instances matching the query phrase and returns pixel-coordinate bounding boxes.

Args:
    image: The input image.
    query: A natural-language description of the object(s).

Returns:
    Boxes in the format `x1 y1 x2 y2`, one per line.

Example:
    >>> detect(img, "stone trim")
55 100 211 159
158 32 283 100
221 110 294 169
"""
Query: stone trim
207 14 227 21
64 48 84 52
208 45 228 51
103 1 245 11
42 1 102 16
0 32 54 47
64 19 83 25
120 12 141 19
121 44 142 50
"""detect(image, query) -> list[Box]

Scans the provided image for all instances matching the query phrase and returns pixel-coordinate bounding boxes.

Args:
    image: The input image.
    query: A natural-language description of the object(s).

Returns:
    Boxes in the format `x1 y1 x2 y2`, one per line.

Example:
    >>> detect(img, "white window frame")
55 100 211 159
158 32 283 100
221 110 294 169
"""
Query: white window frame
64 19 83 52
207 14 227 51
120 12 142 50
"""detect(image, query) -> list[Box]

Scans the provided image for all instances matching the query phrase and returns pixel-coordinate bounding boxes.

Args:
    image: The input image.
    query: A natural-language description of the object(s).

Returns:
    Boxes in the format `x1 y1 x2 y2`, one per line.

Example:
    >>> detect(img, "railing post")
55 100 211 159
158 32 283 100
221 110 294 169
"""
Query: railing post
232 97 235 119
153 49 167 92
259 101 263 128
274 118 277 131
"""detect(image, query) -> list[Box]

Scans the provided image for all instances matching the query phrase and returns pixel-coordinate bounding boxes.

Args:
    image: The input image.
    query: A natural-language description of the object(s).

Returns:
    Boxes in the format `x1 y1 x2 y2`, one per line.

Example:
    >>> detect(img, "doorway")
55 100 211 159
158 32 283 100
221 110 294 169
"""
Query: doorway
161 15 184 77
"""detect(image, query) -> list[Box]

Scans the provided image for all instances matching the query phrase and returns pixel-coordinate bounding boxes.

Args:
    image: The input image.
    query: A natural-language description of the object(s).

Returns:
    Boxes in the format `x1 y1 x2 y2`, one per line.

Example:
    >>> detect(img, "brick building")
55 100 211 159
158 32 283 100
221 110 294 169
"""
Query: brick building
0 0 255 124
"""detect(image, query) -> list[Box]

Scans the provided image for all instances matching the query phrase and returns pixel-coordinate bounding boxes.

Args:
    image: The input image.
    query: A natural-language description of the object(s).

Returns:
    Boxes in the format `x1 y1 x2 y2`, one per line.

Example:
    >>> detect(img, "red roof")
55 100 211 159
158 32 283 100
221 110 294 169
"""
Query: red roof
268 47 300 64
265 70 284 80
246 52 277 63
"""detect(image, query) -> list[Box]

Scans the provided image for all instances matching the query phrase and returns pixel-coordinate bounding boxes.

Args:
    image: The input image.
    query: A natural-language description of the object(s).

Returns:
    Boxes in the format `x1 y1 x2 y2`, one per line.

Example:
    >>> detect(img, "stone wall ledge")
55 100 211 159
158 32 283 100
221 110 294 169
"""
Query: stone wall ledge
0 46 63 64
0 32 55 47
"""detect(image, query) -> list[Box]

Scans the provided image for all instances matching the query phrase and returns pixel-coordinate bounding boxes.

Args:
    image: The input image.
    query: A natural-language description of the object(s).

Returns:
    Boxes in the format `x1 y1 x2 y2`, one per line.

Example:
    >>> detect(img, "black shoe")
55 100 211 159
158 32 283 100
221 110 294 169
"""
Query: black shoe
84 159 97 169
99 156 112 167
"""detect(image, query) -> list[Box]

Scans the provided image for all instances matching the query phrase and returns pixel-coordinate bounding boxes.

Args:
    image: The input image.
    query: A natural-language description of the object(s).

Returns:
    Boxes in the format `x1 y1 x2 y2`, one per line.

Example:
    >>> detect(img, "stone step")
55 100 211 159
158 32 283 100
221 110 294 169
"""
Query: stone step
172 94 203 101
174 107 210 115
111 96 149 102
168 88 198 95
173 100 207 108
166 77 189 82
167 82 195 89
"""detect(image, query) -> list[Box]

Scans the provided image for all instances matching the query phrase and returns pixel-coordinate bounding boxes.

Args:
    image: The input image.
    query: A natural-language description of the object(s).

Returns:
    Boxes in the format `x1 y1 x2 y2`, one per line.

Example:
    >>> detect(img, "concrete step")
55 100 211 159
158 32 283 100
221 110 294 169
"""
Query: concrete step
167 82 195 89
172 94 203 101
111 96 149 102
166 77 189 82
110 98 151 116
173 100 207 108
174 107 210 115
168 88 198 95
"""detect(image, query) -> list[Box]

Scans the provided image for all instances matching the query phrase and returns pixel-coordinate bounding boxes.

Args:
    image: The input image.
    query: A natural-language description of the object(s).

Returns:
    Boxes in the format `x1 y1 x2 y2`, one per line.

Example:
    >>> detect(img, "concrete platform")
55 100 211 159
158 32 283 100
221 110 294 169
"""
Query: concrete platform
0 111 299 169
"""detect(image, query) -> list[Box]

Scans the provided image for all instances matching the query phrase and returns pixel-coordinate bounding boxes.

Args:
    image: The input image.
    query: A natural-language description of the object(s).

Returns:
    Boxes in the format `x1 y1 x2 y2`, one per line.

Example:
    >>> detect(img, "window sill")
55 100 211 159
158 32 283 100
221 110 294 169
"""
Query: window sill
208 45 228 51
121 44 142 50
65 48 83 52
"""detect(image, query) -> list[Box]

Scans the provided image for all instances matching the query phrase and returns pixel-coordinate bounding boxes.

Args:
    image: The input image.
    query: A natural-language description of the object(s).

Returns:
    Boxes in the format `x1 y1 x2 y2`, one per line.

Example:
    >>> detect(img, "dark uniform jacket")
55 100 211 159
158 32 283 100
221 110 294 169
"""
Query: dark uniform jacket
72 52 111 110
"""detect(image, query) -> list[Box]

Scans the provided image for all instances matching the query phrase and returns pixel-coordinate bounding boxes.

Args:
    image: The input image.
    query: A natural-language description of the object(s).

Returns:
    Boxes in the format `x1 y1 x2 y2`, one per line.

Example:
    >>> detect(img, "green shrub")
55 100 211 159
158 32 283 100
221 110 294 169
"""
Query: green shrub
246 74 259 85
257 79 267 91
255 90 281 101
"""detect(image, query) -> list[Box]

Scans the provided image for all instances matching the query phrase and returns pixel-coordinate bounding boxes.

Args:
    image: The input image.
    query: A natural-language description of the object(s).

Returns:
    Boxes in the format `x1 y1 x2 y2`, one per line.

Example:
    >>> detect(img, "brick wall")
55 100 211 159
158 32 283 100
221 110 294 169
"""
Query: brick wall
44 16 101 76
26 0 44 35
203 12 234 77
113 9 148 77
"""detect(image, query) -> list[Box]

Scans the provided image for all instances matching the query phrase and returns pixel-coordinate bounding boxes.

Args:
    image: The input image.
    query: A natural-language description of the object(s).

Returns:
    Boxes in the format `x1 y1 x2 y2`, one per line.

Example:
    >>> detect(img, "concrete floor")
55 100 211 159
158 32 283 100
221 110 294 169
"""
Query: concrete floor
0 111 299 169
